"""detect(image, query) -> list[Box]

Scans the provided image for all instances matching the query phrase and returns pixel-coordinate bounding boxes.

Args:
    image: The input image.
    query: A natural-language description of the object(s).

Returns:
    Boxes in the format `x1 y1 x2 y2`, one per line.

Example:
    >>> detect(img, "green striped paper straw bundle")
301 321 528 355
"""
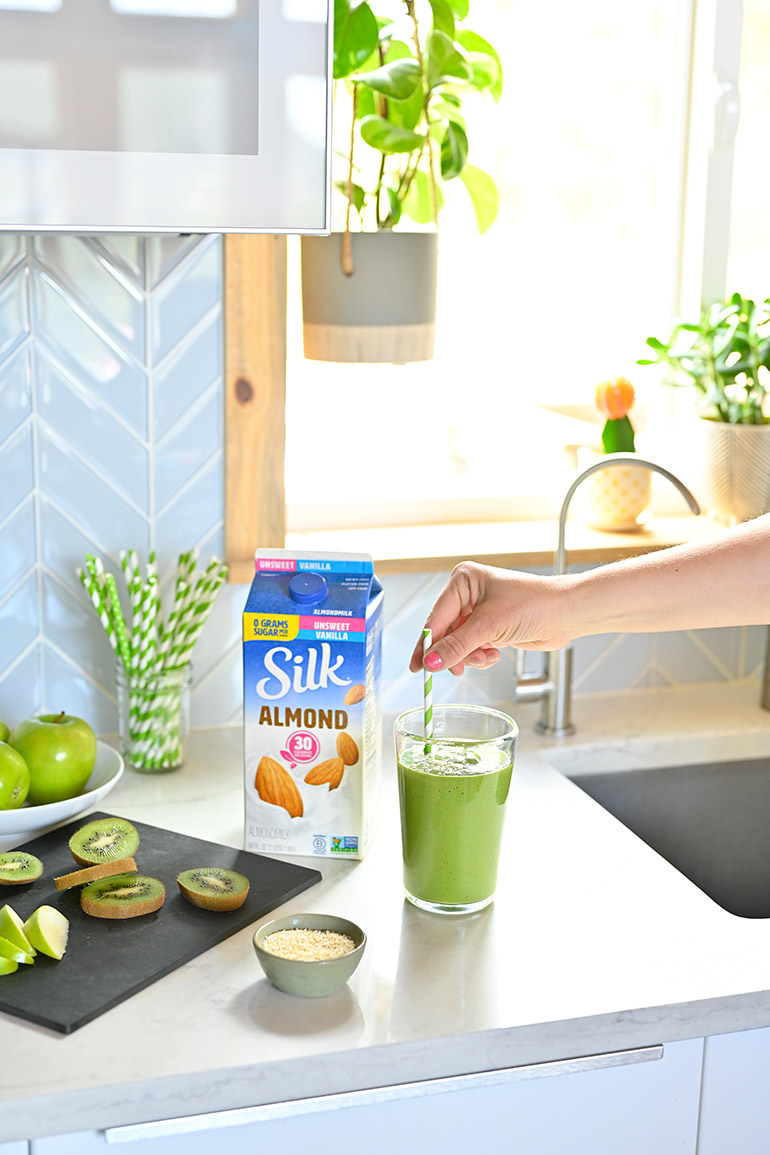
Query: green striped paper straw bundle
77 549 228 771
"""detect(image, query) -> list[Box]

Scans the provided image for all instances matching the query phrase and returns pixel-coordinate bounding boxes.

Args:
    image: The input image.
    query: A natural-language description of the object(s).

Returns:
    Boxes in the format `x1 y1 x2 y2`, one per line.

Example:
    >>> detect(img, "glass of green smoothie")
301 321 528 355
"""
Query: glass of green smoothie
394 704 518 915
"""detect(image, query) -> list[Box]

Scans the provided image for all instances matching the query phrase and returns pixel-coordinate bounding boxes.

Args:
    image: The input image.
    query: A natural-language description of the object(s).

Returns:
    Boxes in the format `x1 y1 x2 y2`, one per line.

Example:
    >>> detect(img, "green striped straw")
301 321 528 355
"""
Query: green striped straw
121 549 143 640
170 567 227 666
423 627 433 753
104 573 132 671
78 567 117 655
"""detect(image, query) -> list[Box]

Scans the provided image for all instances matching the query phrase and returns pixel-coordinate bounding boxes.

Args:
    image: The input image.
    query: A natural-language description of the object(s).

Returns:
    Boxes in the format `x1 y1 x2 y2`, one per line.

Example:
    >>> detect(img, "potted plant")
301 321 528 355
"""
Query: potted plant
639 293 770 523
576 378 652 531
301 0 503 363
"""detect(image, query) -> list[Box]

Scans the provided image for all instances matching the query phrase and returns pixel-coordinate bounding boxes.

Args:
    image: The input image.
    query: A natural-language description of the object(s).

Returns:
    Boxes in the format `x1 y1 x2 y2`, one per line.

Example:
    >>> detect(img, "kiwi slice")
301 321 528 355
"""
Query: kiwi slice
80 874 165 920
69 817 139 866
55 857 138 891
0 852 44 886
177 867 250 912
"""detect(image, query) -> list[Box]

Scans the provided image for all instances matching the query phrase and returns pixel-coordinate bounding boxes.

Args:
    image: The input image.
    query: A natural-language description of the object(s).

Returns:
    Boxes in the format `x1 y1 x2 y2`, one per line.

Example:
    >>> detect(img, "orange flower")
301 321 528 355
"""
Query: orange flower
595 377 635 420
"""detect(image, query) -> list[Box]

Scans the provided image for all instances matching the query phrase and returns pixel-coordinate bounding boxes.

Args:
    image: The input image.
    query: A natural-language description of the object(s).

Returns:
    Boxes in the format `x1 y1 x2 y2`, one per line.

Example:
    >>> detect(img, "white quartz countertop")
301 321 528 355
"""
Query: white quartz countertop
4 681 770 1142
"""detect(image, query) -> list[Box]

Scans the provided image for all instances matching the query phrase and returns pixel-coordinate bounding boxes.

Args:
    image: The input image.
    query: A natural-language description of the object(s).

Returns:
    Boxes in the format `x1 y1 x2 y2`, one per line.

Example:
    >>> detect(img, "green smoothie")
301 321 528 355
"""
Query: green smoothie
397 742 513 910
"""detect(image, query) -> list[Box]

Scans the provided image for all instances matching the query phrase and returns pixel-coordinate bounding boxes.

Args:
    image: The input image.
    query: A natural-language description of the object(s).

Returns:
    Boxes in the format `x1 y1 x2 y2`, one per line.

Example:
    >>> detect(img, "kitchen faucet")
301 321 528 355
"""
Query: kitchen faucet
513 454 701 737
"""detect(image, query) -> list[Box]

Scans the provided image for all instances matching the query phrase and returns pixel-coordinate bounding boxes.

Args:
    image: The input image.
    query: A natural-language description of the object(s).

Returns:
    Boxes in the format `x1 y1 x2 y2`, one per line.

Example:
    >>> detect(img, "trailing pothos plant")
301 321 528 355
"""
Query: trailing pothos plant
333 0 503 237
638 293 770 424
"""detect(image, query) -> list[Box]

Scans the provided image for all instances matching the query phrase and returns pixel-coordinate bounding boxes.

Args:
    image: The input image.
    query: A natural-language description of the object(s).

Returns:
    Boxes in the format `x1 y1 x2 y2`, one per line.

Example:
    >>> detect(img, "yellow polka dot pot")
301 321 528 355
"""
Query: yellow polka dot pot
576 447 653 531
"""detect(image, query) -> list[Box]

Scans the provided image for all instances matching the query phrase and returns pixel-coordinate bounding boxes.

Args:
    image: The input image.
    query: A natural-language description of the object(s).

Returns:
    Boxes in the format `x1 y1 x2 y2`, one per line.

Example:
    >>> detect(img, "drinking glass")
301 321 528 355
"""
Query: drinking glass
394 704 518 915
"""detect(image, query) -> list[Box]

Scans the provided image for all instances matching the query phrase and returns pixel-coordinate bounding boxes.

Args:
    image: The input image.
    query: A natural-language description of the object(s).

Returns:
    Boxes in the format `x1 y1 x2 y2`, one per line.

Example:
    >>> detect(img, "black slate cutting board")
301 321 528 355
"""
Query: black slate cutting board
0 811 321 1034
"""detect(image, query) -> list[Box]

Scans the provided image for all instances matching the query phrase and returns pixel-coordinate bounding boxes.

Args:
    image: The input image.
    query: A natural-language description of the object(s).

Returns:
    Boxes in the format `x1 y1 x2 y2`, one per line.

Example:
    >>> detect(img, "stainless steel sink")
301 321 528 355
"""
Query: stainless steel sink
570 758 770 919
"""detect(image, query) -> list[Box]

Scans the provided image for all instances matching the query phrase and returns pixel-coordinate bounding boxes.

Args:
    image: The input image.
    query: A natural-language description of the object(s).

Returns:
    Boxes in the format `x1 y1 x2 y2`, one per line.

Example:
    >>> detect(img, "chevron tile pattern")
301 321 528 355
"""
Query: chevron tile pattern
0 233 239 734
0 233 765 738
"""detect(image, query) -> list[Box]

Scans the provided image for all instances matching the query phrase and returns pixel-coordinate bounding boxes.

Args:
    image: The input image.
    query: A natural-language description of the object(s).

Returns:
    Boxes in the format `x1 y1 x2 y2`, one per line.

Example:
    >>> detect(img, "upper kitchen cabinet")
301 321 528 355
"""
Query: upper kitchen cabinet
0 0 331 233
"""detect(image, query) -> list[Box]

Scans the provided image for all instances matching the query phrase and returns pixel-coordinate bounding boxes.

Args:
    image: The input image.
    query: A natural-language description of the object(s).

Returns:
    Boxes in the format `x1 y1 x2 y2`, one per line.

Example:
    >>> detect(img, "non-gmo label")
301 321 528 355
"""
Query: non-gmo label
330 836 359 854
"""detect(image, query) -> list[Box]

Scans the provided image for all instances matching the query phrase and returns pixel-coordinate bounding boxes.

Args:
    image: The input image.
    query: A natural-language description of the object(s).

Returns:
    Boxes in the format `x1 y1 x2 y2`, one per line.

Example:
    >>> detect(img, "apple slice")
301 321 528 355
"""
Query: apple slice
0 934 34 965
23 906 69 960
0 904 36 956
0 956 19 976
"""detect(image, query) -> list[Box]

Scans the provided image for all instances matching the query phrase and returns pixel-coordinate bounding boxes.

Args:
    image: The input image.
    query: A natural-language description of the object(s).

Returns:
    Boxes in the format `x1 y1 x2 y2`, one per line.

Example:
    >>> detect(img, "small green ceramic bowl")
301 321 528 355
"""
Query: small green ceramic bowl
253 912 366 997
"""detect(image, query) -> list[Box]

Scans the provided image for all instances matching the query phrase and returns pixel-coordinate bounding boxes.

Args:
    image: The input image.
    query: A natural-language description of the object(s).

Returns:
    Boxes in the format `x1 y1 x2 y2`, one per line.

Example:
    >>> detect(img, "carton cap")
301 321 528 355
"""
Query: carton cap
288 572 328 606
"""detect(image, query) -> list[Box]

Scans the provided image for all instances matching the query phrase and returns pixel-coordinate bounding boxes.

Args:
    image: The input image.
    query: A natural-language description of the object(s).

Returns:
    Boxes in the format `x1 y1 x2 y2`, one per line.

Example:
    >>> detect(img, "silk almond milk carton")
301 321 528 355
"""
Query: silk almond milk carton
243 550 383 859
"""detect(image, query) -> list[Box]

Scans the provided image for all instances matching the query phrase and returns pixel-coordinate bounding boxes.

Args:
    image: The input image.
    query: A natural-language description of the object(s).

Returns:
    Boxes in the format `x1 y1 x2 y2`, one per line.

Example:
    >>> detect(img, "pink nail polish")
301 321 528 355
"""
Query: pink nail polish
424 652 443 671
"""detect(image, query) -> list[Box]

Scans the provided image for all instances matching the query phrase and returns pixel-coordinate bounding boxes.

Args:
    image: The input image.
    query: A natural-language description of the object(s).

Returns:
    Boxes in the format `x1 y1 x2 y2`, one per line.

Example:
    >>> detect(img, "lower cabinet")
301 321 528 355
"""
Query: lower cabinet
697 1024 770 1155
29 1038 703 1155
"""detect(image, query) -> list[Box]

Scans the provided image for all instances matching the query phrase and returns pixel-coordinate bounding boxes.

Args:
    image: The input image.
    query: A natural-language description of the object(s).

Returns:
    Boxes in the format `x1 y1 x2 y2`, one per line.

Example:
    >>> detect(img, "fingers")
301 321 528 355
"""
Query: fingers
421 612 498 674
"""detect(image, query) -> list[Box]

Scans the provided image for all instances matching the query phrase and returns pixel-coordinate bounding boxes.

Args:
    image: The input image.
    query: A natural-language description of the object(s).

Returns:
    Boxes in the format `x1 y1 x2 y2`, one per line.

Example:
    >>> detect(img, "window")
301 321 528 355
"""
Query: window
726 0 770 301
284 0 707 534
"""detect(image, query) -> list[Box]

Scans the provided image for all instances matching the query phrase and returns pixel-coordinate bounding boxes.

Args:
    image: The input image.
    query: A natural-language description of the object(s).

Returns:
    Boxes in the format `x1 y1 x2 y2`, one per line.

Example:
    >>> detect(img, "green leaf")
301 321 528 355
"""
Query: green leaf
601 416 636 454
446 0 469 16
351 58 422 101
426 29 472 89
458 163 499 232
386 186 403 225
334 0 380 80
402 170 443 224
360 115 424 154
430 98 466 130
429 0 456 38
440 121 468 179
456 31 503 100
333 179 366 216
353 80 378 119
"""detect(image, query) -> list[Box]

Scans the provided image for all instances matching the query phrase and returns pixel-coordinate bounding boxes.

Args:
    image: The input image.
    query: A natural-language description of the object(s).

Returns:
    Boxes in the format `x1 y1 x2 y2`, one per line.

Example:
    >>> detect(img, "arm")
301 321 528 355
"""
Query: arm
410 514 770 675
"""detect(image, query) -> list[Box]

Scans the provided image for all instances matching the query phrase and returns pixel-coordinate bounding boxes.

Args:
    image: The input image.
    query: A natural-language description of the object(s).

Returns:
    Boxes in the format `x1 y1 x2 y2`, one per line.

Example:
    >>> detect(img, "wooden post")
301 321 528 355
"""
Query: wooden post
224 234 287 583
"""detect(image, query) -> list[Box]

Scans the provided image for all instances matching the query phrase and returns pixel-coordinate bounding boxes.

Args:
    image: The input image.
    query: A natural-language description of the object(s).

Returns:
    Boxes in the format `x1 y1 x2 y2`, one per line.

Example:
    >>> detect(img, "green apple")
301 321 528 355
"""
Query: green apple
0 741 29 809
0 720 9 743
9 712 97 806
0 934 34 964
23 906 69 960
0 956 18 976
0 905 35 956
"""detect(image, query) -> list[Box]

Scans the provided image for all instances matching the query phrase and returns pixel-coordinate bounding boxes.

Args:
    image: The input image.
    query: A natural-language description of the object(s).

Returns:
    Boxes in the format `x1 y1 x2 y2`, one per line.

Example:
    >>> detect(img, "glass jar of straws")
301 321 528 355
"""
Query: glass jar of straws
78 547 227 773
116 663 192 773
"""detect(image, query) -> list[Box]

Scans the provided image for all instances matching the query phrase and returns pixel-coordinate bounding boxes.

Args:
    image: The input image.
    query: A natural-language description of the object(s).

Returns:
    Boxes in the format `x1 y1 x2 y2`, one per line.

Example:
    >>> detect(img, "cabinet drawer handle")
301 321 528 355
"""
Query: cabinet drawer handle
104 1044 663 1143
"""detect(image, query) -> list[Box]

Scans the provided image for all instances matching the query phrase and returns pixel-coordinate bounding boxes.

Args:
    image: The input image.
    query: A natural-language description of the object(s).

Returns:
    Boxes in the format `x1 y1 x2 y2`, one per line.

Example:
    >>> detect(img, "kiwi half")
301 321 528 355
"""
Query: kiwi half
69 817 139 866
55 857 138 891
80 873 165 920
177 867 250 912
0 852 44 886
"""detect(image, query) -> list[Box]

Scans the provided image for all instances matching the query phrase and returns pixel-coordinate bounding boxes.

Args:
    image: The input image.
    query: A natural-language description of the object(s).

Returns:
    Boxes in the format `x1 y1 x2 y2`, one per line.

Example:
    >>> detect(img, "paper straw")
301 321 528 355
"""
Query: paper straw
423 627 433 750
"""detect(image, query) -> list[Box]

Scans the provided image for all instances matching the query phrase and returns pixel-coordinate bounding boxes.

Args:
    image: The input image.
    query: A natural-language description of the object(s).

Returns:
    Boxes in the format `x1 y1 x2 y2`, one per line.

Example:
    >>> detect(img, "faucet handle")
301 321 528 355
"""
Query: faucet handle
512 648 554 703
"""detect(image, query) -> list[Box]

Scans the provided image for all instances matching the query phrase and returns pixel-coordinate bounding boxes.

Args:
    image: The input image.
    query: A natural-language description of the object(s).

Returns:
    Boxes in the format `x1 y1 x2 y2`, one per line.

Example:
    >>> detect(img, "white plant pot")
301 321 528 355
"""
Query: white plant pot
695 419 770 524
300 231 437 364
575 447 653 532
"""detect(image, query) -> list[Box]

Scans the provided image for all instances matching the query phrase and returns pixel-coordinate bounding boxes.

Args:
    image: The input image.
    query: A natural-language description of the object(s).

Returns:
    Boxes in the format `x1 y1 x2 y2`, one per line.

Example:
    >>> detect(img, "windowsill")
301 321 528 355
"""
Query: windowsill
227 514 723 582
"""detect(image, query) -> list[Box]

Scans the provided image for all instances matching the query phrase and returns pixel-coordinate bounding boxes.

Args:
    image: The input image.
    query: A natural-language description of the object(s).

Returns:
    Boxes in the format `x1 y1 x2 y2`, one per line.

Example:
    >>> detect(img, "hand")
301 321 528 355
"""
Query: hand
409 562 573 676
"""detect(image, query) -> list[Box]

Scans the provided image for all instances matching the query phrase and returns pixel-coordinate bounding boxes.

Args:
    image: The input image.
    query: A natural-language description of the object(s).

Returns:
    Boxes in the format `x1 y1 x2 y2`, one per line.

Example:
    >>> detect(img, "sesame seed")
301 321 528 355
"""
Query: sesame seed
262 928 356 961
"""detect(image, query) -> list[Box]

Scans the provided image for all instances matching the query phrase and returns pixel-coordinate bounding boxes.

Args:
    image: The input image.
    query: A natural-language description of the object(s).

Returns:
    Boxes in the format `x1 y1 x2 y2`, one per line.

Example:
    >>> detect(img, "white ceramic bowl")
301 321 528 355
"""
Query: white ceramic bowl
0 741 124 842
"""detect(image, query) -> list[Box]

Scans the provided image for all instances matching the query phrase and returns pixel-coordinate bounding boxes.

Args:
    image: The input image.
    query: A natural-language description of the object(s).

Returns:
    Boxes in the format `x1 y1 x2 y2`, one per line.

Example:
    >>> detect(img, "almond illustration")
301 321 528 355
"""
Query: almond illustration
344 683 366 705
255 756 303 818
304 757 344 790
336 732 359 766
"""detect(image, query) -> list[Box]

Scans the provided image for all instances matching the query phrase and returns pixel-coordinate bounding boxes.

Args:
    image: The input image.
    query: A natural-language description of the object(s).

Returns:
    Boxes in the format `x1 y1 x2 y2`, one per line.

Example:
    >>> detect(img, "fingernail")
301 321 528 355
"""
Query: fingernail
424 652 443 671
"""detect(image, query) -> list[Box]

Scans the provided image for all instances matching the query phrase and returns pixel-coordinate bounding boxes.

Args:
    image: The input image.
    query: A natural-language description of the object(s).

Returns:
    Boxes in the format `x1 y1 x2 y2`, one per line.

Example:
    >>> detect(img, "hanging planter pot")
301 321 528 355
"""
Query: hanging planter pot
300 231 438 364
695 418 770 524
